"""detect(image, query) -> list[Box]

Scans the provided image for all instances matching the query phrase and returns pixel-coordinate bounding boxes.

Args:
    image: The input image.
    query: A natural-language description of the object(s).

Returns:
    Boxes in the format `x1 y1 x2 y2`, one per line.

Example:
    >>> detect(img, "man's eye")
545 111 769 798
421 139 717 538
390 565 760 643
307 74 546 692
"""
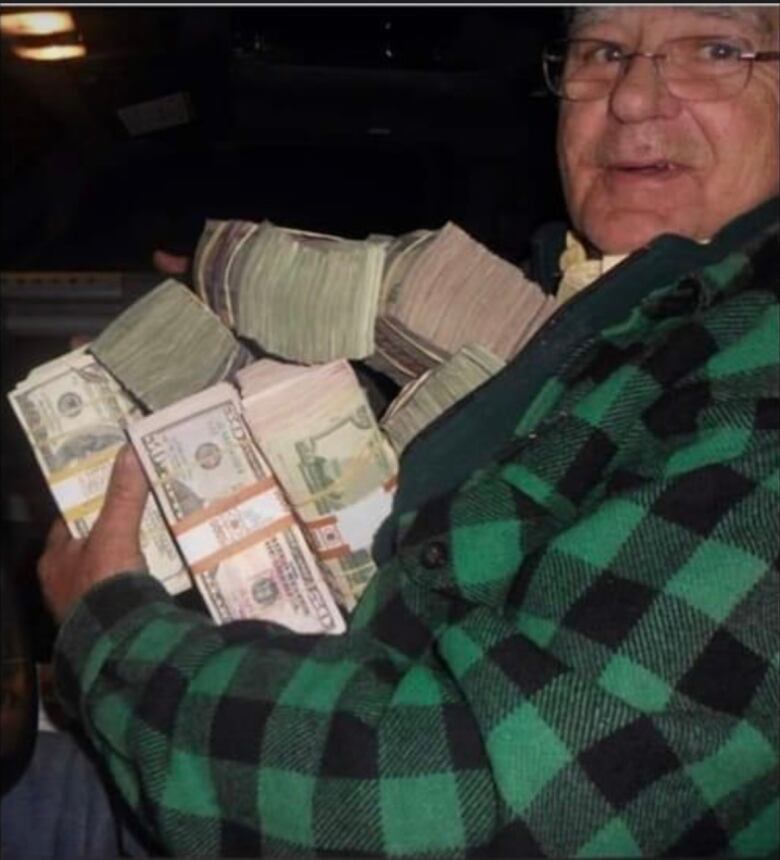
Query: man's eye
582 43 624 64
694 40 743 62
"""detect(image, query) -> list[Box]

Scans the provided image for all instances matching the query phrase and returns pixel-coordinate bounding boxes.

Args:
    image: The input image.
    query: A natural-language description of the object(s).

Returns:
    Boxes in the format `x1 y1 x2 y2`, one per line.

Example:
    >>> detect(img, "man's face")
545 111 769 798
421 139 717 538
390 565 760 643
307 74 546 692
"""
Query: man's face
557 6 780 254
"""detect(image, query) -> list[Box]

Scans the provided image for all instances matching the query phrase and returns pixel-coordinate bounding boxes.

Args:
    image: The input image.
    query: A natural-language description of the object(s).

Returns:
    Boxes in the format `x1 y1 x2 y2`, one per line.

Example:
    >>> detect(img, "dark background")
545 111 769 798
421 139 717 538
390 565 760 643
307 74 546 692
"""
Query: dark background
1 5 568 654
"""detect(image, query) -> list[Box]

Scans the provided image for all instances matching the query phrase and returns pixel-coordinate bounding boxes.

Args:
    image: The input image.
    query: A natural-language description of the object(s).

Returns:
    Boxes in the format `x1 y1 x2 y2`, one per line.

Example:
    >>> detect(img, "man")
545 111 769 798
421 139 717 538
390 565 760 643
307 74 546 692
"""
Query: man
34 6 779 856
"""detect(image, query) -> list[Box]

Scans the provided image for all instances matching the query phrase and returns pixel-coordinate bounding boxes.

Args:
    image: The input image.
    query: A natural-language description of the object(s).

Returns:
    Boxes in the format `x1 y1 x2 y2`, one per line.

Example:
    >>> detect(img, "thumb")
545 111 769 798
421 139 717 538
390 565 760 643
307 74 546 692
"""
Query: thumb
90 444 149 561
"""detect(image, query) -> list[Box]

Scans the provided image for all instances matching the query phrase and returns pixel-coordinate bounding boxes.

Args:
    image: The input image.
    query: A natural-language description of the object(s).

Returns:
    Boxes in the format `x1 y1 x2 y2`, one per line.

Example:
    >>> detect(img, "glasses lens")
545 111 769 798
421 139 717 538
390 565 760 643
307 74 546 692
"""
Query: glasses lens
543 36 752 102
542 41 567 97
664 36 750 100
544 39 621 101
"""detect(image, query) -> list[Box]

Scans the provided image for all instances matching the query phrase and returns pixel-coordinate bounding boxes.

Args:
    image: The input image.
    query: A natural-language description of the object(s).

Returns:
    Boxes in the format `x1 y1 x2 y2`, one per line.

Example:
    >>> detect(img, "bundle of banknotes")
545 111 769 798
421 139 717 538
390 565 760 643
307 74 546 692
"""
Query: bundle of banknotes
371 222 556 384
8 216 553 634
194 220 385 364
7 346 192 596
127 381 347 634
90 278 254 411
380 343 506 454
237 358 398 611
192 217 555 383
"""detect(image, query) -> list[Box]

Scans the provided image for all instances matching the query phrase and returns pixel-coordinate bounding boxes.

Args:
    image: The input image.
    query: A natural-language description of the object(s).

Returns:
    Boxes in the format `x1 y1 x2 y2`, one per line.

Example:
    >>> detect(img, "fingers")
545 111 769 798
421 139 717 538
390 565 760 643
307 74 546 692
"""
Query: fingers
44 517 71 548
152 249 191 276
37 518 83 618
97 445 149 530
39 517 80 581
36 447 150 621
109 444 149 499
89 445 149 571
69 334 92 350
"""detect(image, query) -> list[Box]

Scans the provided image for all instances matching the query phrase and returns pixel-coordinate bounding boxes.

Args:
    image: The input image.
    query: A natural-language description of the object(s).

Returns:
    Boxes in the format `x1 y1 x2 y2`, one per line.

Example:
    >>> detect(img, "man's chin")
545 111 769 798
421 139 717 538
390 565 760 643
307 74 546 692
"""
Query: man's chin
580 209 698 255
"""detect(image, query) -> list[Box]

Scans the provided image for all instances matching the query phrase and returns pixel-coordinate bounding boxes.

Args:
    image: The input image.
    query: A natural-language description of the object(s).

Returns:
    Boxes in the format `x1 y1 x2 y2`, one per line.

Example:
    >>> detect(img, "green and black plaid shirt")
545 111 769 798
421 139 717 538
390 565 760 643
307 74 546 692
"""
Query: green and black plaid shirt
55 197 779 857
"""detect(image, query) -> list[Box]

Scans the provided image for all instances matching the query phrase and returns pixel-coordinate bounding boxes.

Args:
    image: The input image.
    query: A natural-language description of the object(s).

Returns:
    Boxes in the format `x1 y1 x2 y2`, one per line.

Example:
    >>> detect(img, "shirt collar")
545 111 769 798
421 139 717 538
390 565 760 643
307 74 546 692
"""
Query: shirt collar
556 232 629 305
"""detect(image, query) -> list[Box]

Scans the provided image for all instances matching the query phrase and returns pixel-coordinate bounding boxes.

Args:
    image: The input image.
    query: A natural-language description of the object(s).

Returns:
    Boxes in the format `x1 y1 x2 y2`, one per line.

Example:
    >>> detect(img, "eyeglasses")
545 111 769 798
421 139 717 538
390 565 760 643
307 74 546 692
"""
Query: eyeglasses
542 35 780 102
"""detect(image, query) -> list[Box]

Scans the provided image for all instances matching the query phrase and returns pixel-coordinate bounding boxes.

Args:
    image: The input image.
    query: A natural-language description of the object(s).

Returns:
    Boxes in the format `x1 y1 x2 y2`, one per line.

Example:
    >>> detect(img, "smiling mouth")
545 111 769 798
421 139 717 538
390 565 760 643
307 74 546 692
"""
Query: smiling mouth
609 161 685 175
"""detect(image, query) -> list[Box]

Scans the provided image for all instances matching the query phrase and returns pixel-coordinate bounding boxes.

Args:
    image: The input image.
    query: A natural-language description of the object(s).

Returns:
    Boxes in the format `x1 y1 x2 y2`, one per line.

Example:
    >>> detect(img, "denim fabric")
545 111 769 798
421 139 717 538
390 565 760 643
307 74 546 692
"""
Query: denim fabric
1 730 149 859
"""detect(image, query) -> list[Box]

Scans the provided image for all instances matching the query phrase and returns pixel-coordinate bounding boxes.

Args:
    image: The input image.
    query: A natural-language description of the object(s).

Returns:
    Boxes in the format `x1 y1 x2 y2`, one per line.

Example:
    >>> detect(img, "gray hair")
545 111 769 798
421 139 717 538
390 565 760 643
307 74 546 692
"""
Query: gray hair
566 5 779 43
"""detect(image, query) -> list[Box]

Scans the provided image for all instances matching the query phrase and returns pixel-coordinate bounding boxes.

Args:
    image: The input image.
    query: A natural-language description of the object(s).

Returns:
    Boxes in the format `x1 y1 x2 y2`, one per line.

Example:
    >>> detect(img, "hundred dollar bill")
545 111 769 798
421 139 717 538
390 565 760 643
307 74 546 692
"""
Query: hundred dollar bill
8 347 191 595
128 382 345 634
238 359 399 611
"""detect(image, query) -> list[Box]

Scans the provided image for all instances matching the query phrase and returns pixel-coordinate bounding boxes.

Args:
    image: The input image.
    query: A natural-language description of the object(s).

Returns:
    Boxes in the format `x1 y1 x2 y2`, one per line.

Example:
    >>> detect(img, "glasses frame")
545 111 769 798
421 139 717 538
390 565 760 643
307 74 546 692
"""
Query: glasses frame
542 35 780 102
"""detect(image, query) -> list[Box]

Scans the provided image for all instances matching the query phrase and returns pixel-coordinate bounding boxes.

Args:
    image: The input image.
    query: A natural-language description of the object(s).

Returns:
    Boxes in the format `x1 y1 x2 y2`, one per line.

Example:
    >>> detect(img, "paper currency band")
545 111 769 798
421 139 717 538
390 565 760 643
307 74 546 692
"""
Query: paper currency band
62 493 105 526
283 448 398 511
170 477 277 536
48 442 122 487
306 475 399 560
307 515 350 561
187 513 297 575
51 443 125 525
170 477 302 574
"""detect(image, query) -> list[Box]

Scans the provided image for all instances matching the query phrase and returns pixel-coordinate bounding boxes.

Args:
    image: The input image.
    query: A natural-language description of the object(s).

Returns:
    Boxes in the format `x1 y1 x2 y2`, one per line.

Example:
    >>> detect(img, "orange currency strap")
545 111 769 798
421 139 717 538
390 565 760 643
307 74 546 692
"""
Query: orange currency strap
171 477 297 576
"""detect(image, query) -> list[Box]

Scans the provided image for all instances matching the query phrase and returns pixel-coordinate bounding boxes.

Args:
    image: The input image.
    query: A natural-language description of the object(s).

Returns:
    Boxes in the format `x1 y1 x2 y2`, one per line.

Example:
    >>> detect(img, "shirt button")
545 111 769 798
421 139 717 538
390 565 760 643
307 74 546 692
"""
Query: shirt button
420 541 448 569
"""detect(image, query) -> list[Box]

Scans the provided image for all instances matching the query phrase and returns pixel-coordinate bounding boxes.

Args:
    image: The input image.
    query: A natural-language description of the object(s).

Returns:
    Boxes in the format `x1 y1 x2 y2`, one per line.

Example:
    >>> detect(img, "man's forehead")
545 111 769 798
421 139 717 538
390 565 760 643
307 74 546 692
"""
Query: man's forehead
570 6 777 38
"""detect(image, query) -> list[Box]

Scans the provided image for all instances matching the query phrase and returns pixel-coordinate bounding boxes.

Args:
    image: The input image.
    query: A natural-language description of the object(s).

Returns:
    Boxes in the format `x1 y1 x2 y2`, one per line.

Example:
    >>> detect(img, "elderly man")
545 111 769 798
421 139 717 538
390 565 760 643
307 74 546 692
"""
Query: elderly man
31 5 779 857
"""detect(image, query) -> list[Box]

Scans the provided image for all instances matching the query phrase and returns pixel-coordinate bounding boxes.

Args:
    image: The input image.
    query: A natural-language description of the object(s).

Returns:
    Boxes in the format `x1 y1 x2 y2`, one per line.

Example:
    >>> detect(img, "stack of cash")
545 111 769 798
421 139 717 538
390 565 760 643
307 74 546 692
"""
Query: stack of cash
7 214 559 635
237 358 399 611
7 346 191 595
229 223 386 364
194 218 389 363
128 382 345 634
190 219 551 391
381 343 505 454
90 278 254 411
369 222 556 385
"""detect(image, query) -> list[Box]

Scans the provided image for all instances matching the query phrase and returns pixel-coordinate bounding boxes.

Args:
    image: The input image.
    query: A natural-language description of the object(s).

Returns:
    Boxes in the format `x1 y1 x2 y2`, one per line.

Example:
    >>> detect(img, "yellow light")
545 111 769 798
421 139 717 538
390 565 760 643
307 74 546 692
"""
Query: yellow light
13 43 86 61
0 11 76 37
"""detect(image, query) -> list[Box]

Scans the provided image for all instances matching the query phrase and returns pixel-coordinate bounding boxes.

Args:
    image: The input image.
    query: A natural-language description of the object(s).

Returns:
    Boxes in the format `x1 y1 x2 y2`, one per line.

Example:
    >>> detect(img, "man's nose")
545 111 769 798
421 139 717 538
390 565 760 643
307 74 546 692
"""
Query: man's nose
608 54 683 123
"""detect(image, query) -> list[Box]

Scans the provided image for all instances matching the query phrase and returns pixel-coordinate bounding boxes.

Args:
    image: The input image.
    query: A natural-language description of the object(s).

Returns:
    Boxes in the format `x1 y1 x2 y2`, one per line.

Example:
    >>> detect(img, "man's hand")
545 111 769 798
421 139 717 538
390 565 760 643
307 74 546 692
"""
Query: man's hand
152 249 191 277
37 445 150 625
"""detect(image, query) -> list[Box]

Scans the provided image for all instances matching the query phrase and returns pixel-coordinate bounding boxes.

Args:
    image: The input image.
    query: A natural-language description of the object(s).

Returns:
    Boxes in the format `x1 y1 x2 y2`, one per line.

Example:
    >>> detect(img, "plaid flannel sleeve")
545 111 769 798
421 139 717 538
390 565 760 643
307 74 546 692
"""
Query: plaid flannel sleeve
54 562 501 857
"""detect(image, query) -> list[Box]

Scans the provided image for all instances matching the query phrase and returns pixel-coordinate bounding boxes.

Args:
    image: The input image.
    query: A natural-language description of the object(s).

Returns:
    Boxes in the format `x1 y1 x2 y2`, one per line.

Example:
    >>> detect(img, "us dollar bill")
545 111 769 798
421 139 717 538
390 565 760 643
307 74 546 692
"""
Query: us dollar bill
127 382 345 634
8 347 191 595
